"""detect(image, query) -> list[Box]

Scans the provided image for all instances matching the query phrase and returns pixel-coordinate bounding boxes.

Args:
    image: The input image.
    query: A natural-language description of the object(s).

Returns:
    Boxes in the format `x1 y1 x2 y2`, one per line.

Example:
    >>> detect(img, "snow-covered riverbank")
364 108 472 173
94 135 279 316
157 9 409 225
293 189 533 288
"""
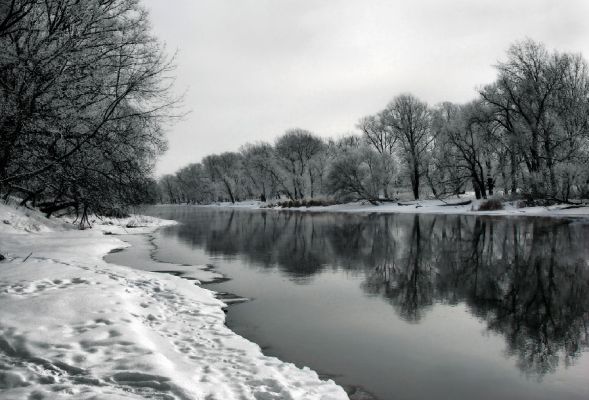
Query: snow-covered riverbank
0 203 347 400
197 197 589 219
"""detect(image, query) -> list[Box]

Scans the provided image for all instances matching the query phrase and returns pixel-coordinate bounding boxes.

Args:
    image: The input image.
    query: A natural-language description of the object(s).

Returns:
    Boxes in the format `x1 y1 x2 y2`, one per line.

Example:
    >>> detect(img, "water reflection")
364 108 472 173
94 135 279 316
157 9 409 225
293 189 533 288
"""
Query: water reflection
163 208 589 376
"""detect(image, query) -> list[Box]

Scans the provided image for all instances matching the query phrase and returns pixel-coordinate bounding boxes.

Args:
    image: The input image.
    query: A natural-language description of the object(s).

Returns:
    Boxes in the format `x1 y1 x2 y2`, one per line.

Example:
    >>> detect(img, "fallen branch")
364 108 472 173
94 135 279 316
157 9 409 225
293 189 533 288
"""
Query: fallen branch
22 252 33 263
440 200 472 207
547 197 582 205
560 204 588 210
378 198 400 203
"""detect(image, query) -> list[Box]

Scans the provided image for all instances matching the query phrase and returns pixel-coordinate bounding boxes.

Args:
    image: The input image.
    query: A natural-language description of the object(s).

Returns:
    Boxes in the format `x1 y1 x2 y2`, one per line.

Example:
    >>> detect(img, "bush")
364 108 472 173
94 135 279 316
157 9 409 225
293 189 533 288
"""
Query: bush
303 199 337 207
273 198 338 208
478 199 504 211
520 198 557 207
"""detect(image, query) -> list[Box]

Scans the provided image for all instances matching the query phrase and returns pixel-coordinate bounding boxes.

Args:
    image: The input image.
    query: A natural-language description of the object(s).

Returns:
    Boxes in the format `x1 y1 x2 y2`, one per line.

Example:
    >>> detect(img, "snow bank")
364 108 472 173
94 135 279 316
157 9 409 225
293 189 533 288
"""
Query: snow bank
0 202 64 233
161 197 589 219
0 204 347 400
263 198 589 219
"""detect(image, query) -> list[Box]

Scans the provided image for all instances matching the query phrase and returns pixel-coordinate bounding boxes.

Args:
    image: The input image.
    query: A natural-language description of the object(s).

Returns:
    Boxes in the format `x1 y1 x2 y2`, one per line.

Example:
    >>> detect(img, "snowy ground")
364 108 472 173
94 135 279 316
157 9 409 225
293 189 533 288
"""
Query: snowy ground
0 202 347 400
198 197 589 219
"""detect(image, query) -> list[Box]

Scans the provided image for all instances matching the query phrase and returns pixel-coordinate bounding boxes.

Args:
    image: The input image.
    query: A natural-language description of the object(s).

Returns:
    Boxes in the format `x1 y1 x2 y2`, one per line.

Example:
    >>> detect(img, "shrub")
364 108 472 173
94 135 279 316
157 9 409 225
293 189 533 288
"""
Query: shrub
274 198 338 208
521 198 557 207
478 199 504 211
303 199 337 207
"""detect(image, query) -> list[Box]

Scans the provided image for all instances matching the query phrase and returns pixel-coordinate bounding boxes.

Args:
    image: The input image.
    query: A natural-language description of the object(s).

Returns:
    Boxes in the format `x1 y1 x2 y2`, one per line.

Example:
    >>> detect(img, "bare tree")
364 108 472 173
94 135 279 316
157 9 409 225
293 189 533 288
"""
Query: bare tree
175 163 215 204
241 143 281 201
152 39 589 206
358 113 397 198
382 94 433 200
203 152 243 203
426 102 469 198
437 101 499 199
480 39 589 200
327 141 391 205
0 0 178 220
274 129 324 199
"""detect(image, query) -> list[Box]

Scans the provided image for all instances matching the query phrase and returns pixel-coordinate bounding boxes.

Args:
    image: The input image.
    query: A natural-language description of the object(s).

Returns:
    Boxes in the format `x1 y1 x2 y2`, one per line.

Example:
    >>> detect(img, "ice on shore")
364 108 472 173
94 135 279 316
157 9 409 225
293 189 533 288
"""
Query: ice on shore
104 234 225 283
0 203 347 400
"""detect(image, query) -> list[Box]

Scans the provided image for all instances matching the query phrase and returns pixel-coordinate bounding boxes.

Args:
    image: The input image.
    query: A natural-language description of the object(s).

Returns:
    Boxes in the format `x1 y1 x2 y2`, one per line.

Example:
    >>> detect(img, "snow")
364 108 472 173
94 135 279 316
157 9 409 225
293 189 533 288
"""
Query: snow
0 203 347 400
201 197 589 219
3 197 584 399
299 199 589 218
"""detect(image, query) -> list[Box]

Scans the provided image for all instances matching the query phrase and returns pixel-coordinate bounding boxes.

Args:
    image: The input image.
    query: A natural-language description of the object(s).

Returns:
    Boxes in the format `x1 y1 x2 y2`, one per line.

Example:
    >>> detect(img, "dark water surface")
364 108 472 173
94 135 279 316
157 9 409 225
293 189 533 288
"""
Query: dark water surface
140 206 589 400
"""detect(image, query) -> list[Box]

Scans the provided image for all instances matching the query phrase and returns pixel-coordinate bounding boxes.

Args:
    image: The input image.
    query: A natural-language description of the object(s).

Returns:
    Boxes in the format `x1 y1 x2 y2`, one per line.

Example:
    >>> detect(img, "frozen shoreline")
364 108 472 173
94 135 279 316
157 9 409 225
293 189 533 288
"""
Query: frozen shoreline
0 203 347 400
187 197 589 219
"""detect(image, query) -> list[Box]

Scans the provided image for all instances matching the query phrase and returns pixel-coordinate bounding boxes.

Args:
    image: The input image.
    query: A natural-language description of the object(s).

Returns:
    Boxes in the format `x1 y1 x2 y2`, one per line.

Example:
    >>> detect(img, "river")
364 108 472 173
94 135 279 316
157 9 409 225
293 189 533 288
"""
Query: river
107 206 589 400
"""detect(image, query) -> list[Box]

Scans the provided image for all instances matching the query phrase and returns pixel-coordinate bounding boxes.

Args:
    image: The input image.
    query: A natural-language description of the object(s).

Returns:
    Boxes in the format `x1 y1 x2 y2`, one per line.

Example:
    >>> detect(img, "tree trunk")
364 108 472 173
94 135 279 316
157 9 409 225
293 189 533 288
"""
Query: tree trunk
222 179 235 203
473 178 481 199
411 165 420 200
545 141 558 200
510 150 517 195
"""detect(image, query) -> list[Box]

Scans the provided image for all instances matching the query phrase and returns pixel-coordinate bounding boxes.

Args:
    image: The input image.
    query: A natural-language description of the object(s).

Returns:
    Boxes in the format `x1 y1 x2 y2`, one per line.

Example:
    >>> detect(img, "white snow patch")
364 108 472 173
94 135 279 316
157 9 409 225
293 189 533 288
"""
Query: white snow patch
0 204 347 400
262 197 589 219
158 197 589 219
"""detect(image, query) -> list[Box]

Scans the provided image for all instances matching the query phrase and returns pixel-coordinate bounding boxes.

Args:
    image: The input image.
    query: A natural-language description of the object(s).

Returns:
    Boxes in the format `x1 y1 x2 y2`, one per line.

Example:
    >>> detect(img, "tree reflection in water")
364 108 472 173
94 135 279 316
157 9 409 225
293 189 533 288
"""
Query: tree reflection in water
169 208 589 376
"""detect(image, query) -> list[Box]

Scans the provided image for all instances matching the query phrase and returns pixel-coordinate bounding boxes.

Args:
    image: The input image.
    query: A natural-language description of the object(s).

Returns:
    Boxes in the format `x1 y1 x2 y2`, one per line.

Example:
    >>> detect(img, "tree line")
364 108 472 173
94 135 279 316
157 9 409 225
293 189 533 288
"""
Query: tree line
160 39 589 205
0 0 177 224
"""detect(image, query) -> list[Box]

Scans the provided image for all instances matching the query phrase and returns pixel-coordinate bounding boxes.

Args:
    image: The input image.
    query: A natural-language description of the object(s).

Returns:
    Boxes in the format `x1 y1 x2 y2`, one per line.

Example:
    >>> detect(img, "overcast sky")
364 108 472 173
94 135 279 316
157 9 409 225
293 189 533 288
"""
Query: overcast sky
144 0 589 176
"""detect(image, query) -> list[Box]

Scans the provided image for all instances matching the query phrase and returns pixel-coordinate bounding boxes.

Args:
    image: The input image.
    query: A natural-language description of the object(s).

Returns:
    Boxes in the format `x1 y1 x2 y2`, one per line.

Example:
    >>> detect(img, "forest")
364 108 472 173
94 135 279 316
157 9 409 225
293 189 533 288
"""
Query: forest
159 39 589 206
1 1 588 217
0 0 177 222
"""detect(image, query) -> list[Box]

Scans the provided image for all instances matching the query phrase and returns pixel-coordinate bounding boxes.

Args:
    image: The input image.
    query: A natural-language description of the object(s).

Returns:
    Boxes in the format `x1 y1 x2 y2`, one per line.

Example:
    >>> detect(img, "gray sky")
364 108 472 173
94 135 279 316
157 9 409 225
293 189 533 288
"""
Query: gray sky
145 0 589 176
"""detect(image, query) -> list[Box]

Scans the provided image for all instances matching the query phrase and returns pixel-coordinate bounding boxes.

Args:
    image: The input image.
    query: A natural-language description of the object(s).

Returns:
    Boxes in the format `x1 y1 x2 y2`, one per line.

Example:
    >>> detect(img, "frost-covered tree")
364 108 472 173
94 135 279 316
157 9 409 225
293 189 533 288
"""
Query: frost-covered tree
203 152 244 203
426 102 468 198
240 143 281 201
154 39 589 206
480 39 589 200
358 113 397 198
433 101 499 199
0 0 177 221
382 94 434 200
326 137 392 204
158 174 181 204
175 163 215 204
274 129 325 200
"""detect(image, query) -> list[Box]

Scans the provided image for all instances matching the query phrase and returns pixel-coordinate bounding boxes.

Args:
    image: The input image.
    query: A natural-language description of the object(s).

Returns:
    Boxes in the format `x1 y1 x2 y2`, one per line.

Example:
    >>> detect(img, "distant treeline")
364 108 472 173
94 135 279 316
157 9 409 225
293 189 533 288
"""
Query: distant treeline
160 39 589 205
0 0 177 224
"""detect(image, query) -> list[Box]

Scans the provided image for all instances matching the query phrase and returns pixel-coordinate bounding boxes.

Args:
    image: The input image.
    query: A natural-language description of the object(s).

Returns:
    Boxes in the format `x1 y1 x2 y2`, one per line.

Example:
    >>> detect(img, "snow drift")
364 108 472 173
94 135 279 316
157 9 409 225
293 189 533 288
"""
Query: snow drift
0 203 347 400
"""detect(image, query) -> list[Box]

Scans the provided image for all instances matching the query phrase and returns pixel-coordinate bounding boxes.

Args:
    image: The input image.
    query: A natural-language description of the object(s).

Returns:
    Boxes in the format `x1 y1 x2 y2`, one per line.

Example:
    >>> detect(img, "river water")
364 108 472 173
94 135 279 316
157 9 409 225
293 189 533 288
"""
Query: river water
112 206 589 400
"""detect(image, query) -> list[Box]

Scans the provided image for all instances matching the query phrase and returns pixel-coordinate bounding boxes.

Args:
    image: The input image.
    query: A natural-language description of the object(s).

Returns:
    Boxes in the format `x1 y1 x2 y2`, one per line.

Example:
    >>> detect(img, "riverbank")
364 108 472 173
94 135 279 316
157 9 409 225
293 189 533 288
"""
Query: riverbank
0 202 347 399
195 197 589 219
